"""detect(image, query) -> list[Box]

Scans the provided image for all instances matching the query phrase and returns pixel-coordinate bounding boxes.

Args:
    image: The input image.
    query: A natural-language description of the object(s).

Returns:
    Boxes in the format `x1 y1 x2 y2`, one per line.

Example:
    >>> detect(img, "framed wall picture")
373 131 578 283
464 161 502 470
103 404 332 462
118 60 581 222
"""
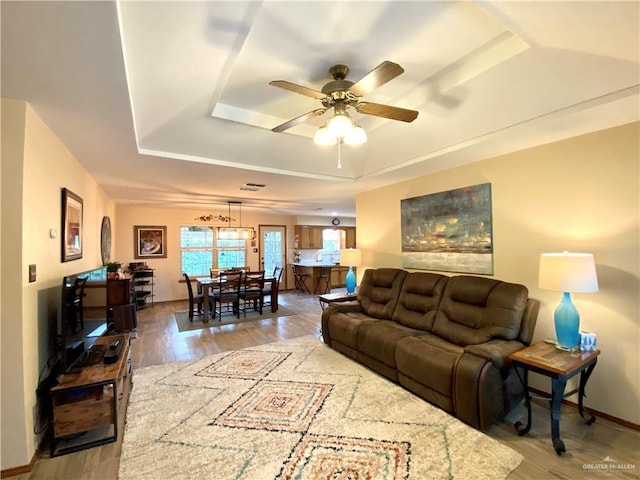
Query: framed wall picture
134 225 167 259
61 188 83 262
400 183 493 275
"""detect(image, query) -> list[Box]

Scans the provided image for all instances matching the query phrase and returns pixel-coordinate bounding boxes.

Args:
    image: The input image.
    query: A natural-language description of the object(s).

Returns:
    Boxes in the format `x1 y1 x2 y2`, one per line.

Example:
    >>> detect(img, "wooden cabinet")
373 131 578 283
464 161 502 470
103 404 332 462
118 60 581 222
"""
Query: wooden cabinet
295 225 357 250
295 226 324 249
49 334 132 456
107 278 137 332
330 268 342 287
343 227 356 249
106 278 133 306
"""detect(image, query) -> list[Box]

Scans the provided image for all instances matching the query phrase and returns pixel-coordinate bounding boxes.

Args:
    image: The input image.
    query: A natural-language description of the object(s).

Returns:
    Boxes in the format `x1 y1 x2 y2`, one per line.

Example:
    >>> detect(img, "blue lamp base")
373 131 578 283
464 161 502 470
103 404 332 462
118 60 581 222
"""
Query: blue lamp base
345 266 356 294
554 291 581 351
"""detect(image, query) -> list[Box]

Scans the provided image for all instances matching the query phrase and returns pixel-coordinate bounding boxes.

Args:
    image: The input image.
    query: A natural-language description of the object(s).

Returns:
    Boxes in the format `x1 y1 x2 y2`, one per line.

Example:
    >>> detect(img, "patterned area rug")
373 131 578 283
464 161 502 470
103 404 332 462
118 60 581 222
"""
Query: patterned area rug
119 336 523 479
174 306 298 332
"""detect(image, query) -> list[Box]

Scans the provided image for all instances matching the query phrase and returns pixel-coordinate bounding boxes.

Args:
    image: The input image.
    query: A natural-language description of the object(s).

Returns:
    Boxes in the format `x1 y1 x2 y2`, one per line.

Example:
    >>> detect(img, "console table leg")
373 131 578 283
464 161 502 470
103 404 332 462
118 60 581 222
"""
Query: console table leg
550 376 567 455
578 361 597 425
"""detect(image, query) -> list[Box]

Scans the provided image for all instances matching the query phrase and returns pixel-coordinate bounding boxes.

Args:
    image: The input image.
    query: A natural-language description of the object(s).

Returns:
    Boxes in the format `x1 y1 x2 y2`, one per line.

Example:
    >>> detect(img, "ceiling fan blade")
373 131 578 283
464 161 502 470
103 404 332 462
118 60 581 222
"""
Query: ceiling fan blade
356 102 419 123
269 80 327 100
272 108 327 133
349 61 405 97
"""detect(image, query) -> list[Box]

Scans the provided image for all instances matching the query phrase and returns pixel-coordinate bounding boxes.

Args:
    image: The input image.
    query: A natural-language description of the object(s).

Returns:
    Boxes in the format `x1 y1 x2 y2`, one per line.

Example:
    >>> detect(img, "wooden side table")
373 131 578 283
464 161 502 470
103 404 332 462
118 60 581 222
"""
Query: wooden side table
318 292 357 310
509 341 600 455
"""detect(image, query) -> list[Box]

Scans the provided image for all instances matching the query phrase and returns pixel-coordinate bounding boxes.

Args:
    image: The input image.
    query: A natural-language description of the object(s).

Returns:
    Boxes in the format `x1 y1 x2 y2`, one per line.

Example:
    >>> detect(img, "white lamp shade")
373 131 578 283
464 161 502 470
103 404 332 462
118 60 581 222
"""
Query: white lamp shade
341 248 362 267
327 113 353 137
344 125 367 145
313 125 337 145
538 252 599 293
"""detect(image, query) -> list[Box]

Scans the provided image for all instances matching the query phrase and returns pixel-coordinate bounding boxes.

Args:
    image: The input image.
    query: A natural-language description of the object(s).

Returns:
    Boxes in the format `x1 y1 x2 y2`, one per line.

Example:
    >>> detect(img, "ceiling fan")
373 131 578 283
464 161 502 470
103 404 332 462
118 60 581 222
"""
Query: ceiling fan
269 61 419 135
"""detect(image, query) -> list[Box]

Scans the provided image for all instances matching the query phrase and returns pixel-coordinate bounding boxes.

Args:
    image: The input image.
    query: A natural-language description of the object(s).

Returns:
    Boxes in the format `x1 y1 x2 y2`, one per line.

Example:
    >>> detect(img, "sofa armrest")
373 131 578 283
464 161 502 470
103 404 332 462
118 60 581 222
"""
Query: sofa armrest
463 340 526 369
326 301 362 314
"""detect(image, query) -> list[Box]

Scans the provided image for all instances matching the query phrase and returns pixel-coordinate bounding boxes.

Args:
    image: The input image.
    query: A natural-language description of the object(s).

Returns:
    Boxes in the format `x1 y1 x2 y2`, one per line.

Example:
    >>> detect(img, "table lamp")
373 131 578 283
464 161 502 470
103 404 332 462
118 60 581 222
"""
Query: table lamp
538 252 598 351
341 248 362 294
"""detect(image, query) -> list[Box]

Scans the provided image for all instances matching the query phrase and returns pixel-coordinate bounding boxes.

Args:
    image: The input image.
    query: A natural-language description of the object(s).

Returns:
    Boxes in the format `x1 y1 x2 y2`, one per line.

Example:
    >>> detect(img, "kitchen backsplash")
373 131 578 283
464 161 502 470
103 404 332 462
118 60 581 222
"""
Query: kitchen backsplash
292 249 341 264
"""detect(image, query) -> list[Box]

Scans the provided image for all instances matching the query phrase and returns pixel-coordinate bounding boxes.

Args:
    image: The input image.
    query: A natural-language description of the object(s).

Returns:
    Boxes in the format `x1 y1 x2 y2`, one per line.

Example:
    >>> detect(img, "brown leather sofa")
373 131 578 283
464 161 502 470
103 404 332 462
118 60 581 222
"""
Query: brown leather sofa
321 268 539 430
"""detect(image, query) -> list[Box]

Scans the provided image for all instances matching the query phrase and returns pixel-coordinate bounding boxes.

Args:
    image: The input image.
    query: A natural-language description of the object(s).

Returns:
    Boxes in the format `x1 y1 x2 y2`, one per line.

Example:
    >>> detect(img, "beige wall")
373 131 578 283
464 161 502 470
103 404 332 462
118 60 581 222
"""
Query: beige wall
356 122 640 425
114 206 296 299
1 99 115 470
112 208 355 300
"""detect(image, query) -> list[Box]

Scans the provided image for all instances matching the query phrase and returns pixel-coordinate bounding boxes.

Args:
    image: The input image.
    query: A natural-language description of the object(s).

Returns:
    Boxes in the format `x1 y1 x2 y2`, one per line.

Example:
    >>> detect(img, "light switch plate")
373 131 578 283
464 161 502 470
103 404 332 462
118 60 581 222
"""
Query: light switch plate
29 264 36 283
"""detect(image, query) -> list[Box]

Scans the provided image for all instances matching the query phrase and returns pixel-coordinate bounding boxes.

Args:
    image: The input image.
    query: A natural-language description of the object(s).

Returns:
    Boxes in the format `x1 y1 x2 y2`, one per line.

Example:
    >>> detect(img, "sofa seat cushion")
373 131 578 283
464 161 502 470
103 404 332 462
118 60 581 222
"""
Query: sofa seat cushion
326 312 377 350
396 335 464 405
358 321 419 370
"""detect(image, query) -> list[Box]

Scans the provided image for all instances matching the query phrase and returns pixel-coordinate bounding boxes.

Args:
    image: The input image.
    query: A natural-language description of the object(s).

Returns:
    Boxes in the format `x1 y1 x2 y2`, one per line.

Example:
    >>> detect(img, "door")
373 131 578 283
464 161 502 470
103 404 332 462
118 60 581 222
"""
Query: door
259 226 286 289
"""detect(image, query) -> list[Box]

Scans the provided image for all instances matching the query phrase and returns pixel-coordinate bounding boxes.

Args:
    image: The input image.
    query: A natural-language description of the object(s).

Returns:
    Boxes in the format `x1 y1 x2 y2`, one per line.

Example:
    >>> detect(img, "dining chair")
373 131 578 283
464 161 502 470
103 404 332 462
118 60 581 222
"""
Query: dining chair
314 266 332 294
210 268 224 278
240 270 265 317
262 266 283 308
183 273 206 321
292 264 311 294
228 266 251 273
212 271 242 319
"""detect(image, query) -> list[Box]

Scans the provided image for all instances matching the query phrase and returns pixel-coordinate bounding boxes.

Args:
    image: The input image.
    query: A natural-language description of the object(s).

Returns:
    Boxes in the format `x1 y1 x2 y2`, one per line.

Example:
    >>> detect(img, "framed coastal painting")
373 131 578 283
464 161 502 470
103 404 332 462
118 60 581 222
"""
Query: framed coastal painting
400 183 493 274
61 188 83 262
134 225 167 259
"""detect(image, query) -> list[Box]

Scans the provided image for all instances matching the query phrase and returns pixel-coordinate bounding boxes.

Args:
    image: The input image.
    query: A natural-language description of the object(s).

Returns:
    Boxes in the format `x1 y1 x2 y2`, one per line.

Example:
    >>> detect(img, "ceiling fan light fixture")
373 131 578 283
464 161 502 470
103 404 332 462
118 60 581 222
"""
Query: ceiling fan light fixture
327 113 353 138
313 124 337 145
344 125 367 145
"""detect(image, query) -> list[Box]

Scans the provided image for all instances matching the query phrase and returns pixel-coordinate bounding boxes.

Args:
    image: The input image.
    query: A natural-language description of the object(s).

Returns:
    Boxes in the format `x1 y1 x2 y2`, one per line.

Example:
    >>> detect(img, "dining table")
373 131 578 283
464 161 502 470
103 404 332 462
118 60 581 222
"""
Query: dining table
197 274 278 322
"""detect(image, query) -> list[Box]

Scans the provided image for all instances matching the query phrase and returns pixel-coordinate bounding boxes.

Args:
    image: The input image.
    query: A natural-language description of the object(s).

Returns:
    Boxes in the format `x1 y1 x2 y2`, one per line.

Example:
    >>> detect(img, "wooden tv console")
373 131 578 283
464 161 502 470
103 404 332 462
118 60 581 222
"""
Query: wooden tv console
49 333 132 456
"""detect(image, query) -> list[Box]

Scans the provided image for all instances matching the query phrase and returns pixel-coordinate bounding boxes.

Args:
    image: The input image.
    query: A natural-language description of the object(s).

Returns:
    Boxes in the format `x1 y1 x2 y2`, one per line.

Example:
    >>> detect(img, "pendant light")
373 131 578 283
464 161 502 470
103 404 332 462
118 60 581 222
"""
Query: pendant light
216 201 256 240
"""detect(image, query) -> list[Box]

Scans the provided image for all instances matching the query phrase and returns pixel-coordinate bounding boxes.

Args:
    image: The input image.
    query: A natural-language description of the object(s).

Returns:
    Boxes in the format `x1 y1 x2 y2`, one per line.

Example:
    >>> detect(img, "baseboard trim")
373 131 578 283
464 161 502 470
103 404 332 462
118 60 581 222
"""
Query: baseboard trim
529 386 640 431
1 450 38 478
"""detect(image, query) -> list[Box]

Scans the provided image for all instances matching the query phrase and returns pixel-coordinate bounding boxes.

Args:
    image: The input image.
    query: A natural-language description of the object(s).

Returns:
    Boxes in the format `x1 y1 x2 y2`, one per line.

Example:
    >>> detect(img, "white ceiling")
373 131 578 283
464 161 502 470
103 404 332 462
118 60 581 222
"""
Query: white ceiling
2 1 638 216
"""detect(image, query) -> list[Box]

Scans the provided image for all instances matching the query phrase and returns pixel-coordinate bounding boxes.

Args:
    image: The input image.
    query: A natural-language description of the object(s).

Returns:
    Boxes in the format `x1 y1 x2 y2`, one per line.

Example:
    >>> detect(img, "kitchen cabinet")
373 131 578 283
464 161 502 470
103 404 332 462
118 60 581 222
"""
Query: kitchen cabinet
344 228 356 249
295 226 324 249
295 226 357 250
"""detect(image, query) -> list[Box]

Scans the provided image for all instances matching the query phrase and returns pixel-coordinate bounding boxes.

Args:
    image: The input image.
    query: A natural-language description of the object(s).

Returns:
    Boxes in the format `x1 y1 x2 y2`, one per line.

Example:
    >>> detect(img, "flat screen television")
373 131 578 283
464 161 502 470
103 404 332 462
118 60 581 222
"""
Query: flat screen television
56 267 109 374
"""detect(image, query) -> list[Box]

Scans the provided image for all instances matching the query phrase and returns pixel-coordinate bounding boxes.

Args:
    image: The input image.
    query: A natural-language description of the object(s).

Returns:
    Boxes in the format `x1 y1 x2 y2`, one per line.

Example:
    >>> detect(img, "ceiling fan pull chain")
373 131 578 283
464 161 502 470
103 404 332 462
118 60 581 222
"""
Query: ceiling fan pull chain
337 140 342 169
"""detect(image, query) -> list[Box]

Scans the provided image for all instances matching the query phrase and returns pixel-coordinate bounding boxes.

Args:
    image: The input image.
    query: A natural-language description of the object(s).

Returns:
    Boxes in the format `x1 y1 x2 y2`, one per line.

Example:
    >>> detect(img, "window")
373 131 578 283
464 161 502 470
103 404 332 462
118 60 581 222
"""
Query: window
216 239 246 270
322 228 344 251
180 226 246 277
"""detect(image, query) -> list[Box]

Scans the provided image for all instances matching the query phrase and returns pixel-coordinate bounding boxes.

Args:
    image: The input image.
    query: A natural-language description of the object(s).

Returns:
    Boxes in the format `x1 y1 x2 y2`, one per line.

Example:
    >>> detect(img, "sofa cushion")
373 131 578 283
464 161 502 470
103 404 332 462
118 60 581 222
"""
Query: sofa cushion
358 321 419 371
432 276 529 346
326 311 377 350
357 268 408 320
396 335 464 412
392 272 448 331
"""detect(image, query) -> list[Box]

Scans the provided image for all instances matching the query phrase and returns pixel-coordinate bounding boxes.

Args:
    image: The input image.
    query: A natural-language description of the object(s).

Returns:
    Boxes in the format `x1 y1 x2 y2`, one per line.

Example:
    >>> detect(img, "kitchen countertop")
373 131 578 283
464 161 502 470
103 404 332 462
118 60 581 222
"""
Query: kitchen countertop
292 262 343 268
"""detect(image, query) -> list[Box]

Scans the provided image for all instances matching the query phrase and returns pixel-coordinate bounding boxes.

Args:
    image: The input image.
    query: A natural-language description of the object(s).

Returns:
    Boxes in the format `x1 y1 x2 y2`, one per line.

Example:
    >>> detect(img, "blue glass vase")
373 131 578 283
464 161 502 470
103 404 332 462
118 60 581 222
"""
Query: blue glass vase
554 292 580 350
345 266 356 294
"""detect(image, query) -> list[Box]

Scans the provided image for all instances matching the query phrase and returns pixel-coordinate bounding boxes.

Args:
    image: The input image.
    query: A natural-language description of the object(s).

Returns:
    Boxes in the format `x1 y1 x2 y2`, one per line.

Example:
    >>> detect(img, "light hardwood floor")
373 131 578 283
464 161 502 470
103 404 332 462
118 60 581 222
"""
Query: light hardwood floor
15 291 639 479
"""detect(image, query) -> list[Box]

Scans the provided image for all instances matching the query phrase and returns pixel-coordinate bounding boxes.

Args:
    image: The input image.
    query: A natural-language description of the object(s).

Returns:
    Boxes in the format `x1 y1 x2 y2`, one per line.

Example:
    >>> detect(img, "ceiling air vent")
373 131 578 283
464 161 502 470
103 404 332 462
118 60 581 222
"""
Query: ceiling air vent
240 183 266 192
